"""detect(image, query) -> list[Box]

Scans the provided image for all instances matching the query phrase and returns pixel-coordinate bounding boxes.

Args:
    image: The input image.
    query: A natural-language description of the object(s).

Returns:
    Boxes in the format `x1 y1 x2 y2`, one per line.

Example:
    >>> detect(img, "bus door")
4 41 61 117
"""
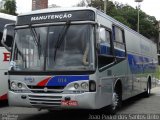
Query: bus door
98 27 115 70
97 26 115 103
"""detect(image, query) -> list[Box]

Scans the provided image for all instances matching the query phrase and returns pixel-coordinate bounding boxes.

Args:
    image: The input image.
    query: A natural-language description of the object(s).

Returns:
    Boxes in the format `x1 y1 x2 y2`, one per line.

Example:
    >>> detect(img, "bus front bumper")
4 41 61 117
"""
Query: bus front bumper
8 91 97 109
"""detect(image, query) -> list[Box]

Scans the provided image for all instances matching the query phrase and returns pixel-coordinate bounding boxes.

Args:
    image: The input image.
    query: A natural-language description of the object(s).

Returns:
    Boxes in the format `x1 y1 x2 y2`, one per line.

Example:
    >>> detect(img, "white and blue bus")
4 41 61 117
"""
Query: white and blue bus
0 13 16 102
1 7 158 113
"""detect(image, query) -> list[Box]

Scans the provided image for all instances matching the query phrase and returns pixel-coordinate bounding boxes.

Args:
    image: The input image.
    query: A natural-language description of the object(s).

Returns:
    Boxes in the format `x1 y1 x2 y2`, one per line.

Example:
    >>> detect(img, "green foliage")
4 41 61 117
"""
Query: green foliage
155 66 160 80
0 0 17 15
113 16 131 28
76 0 86 7
0 9 8 14
87 0 159 43
89 0 104 9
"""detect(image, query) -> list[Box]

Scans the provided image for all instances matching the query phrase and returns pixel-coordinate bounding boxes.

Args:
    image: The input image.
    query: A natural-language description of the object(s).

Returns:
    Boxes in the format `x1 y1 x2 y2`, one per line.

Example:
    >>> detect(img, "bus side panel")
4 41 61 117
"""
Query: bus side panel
0 70 8 100
125 29 143 96
0 48 10 100
126 30 158 96
96 71 113 108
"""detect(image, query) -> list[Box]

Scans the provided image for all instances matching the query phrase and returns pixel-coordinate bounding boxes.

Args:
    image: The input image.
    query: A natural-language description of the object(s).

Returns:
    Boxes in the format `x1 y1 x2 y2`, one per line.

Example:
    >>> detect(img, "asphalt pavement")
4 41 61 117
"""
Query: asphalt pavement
0 86 160 120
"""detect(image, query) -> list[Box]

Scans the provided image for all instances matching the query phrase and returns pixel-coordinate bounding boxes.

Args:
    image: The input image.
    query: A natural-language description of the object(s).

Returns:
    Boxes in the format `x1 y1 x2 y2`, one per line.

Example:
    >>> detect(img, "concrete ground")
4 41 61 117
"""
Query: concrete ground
0 86 160 120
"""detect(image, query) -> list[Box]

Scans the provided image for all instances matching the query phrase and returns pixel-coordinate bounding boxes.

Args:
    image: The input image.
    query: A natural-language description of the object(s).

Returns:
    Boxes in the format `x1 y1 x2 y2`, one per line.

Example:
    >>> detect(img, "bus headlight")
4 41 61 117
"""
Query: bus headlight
81 82 88 89
17 83 23 88
74 83 79 89
64 81 90 93
11 81 17 89
10 81 28 91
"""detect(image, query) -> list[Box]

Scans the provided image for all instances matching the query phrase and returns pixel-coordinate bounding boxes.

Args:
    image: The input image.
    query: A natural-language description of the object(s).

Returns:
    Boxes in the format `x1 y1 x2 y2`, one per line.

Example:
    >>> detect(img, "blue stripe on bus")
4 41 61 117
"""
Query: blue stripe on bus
100 44 111 55
46 75 89 86
100 45 125 57
115 49 125 57
99 45 157 73
128 54 157 73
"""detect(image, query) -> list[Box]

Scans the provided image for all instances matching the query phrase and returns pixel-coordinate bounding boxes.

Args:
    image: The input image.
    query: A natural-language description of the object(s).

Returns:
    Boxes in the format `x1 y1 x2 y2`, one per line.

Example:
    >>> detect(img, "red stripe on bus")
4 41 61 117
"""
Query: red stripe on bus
0 93 7 100
37 77 51 86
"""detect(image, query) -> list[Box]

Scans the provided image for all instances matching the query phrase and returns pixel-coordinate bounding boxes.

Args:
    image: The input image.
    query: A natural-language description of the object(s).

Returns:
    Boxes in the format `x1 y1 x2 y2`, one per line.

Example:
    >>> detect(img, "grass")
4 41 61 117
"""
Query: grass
155 66 160 80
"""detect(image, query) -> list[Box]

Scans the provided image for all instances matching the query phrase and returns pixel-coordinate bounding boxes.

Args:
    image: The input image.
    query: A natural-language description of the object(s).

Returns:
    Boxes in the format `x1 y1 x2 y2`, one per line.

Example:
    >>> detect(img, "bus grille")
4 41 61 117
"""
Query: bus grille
27 86 64 93
28 95 62 107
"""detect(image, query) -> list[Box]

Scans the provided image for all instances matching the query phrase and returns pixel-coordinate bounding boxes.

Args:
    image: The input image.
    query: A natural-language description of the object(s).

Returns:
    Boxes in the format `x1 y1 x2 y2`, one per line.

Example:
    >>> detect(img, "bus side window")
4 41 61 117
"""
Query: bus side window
98 27 115 70
5 36 13 47
99 28 110 44
99 27 112 55
112 25 126 58
0 35 13 47
3 25 14 47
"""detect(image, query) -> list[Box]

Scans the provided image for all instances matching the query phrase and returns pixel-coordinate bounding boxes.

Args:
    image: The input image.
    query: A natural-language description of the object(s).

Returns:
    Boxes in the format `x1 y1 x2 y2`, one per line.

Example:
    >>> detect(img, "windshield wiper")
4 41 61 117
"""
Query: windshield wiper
53 21 71 61
29 24 41 59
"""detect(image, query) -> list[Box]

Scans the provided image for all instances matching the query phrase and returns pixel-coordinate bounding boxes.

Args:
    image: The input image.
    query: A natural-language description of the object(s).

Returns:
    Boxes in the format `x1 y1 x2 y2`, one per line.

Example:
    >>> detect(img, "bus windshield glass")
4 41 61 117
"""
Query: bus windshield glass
12 24 94 71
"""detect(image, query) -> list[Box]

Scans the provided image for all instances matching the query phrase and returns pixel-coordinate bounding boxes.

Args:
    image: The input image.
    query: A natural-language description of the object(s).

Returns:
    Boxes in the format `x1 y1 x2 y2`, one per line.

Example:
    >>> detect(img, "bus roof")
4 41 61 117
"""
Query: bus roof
0 13 16 33
17 7 155 45
18 7 96 16
0 13 16 21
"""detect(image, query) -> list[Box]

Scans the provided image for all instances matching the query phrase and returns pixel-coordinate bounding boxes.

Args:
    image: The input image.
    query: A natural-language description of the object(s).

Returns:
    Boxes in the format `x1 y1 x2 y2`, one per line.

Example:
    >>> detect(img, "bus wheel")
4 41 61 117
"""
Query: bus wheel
108 89 122 114
144 81 151 97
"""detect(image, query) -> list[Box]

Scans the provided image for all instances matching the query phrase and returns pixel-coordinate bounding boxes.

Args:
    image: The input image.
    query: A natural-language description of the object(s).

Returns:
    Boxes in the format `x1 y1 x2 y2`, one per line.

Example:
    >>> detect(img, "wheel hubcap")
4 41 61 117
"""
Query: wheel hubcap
112 92 119 110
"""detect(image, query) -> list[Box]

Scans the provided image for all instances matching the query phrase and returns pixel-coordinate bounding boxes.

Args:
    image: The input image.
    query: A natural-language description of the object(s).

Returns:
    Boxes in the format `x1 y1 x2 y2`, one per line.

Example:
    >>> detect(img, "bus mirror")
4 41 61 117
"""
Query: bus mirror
99 28 106 43
1 23 15 52
97 28 106 51
2 29 7 42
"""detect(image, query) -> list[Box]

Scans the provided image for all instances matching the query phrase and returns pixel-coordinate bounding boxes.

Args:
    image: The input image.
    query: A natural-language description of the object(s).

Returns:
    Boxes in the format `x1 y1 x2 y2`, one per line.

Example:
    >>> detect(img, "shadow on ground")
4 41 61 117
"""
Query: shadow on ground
119 93 154 112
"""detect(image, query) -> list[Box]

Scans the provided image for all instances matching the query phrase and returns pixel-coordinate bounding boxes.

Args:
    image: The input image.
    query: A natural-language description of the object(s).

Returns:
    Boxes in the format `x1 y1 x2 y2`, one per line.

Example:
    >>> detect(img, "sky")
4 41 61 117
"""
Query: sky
15 0 160 20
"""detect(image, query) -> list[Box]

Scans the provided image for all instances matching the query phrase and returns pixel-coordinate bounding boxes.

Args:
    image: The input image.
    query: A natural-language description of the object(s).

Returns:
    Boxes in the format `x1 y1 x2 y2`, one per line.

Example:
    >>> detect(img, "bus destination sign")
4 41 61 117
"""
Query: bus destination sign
17 10 95 25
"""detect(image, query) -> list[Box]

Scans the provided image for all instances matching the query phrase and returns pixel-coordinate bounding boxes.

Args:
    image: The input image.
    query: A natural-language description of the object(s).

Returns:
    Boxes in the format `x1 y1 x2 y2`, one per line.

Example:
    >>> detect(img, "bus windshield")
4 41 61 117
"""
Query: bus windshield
12 24 95 71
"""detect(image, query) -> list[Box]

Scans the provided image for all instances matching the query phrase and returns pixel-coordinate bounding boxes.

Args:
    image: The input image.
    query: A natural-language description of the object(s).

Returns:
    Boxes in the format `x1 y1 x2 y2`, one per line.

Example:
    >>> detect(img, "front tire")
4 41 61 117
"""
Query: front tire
108 89 122 114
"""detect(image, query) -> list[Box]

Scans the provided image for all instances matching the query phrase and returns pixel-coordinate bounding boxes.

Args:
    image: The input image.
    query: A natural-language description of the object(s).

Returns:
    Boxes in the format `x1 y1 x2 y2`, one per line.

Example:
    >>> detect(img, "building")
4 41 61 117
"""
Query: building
32 0 48 11
48 4 60 8
0 0 5 9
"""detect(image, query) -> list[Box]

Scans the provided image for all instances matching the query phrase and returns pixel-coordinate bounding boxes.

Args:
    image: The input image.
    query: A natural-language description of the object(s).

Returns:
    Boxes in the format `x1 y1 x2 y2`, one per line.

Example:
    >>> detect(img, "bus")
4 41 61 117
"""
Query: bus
1 7 158 114
0 13 16 102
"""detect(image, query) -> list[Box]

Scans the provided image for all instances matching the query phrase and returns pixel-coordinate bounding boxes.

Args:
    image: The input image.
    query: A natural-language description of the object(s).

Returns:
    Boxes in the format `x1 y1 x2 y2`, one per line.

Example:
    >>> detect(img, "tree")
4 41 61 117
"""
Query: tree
88 0 116 14
89 0 104 10
76 0 86 7
84 0 158 43
2 0 17 15
75 0 91 7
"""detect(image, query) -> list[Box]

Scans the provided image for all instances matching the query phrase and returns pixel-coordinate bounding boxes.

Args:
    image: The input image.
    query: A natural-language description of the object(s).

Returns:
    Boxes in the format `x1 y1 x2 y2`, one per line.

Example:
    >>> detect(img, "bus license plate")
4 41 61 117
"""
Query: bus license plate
61 100 78 106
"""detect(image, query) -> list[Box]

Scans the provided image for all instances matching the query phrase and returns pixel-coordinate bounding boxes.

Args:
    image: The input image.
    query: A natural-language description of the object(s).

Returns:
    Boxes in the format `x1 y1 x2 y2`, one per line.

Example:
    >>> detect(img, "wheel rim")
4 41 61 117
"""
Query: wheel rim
147 83 150 94
112 92 119 110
